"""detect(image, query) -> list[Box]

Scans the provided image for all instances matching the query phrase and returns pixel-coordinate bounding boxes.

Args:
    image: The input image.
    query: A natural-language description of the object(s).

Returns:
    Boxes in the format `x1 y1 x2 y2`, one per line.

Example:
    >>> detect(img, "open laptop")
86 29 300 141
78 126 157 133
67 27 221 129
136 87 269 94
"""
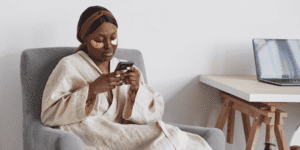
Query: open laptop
252 38 300 86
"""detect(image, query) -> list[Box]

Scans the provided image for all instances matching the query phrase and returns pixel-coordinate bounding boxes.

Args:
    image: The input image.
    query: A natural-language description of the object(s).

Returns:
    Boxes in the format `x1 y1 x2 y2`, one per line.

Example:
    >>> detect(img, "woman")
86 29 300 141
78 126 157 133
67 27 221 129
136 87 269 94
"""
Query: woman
41 6 212 150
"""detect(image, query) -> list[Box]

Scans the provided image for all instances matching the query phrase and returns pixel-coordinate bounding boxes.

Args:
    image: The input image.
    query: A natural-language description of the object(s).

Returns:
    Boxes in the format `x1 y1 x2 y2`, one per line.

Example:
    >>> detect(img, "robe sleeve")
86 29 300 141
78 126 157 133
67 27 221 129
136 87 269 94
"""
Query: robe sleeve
122 67 165 124
41 58 106 127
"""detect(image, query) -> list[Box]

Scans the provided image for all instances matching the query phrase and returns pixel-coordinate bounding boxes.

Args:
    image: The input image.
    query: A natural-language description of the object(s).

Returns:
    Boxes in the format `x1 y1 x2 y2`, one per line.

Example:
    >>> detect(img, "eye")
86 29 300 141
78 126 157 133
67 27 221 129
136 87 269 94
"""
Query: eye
111 38 118 45
95 39 103 43
91 39 104 48
95 37 104 42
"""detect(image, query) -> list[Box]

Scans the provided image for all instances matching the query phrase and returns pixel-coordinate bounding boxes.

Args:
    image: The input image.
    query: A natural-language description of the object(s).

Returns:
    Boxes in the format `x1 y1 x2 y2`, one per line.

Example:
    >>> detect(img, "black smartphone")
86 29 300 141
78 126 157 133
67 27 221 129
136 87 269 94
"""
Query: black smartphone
114 61 134 72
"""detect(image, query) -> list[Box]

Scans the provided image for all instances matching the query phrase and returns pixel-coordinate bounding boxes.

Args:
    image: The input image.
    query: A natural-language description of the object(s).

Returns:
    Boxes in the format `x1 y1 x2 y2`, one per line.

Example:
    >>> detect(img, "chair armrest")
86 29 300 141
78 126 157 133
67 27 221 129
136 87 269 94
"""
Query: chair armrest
167 122 225 150
29 121 85 150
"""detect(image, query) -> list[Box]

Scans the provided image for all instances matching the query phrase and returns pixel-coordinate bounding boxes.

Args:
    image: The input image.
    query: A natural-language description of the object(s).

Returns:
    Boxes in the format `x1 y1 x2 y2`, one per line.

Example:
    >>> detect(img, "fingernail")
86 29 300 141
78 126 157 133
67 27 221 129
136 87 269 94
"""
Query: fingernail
116 74 120 77
127 67 130 70
123 70 127 73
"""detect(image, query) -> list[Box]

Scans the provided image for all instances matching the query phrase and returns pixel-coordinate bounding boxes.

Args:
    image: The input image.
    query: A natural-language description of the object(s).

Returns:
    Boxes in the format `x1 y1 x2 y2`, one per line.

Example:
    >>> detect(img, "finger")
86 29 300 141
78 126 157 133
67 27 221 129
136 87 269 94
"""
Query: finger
110 81 123 86
122 78 137 85
128 67 139 75
108 72 124 80
128 76 139 81
109 85 116 90
122 72 138 77
115 69 128 77
128 80 139 86
110 70 127 78
124 66 135 73
108 76 122 82
130 66 137 71
122 78 130 85
106 72 118 77
114 70 125 76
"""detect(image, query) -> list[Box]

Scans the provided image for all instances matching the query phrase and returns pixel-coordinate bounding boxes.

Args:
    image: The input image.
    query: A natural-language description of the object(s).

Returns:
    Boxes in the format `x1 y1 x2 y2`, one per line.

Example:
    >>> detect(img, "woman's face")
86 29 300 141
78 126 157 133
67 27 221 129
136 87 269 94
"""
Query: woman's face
85 22 118 63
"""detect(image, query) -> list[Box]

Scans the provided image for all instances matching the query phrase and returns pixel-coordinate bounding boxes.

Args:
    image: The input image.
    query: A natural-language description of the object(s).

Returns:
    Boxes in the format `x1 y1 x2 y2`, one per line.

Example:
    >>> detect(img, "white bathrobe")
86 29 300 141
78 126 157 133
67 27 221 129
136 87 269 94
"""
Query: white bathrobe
41 51 212 150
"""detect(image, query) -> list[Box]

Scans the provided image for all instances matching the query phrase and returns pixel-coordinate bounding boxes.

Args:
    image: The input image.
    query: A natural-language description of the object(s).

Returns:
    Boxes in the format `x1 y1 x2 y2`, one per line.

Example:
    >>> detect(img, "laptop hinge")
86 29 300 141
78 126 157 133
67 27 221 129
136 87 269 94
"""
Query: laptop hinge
282 74 289 78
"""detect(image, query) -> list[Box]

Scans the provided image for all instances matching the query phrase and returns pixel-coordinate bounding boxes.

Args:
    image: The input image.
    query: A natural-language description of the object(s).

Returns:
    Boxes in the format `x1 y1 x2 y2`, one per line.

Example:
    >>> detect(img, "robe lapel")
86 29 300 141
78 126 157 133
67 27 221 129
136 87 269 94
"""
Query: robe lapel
110 56 119 73
77 51 102 74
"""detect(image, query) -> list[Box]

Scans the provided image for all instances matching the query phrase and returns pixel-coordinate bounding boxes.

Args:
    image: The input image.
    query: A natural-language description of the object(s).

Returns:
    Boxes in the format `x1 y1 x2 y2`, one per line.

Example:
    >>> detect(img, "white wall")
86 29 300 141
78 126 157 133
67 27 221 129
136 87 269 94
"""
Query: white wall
1 0 300 149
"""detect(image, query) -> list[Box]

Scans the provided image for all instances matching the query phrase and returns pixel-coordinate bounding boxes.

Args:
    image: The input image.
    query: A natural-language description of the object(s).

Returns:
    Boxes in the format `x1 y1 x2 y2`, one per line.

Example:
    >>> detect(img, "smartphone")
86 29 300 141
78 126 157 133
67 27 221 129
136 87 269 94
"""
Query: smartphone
114 61 134 72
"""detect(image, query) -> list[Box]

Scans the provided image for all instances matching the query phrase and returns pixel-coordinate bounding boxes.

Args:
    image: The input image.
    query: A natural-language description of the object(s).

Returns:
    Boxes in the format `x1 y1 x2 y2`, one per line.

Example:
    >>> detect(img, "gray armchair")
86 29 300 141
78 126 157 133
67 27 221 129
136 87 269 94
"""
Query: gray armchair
21 47 225 150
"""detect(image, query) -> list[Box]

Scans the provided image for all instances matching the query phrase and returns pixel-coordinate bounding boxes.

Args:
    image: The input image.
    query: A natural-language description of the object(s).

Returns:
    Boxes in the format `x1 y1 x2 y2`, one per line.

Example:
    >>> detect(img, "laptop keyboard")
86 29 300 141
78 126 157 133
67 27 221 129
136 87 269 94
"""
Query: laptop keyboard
265 78 300 82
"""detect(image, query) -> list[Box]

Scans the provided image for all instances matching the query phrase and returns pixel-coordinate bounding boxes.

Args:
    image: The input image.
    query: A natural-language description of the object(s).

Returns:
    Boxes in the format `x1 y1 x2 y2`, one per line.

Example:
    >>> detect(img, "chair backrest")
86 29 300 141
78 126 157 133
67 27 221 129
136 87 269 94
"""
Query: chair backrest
20 47 148 143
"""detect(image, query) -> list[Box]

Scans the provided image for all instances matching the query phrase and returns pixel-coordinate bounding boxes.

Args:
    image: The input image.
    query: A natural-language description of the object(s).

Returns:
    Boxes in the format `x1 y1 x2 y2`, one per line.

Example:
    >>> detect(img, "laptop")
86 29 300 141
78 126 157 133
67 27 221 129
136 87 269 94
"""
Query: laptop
252 38 300 86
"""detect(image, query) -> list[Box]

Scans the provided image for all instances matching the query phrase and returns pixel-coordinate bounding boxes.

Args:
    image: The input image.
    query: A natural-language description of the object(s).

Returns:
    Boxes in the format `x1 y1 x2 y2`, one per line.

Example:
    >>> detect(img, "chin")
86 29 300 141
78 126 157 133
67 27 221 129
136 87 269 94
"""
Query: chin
101 56 113 62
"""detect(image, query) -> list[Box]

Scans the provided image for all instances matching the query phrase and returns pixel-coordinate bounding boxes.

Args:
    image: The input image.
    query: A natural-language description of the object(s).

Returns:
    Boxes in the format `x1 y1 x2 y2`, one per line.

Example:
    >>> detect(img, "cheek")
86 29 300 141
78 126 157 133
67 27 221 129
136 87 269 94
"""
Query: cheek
91 40 104 49
111 38 118 45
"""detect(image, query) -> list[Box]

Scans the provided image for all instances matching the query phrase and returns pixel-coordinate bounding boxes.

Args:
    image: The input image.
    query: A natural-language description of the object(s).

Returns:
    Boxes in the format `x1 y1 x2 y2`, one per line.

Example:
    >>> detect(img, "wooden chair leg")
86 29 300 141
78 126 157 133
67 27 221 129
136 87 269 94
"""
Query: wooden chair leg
241 113 251 143
215 99 233 130
266 125 275 150
246 115 264 150
227 108 235 144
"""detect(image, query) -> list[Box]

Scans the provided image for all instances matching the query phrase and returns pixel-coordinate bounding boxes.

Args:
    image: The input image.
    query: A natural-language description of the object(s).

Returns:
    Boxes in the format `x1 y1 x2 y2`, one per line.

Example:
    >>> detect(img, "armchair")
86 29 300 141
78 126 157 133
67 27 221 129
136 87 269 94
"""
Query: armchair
21 47 225 150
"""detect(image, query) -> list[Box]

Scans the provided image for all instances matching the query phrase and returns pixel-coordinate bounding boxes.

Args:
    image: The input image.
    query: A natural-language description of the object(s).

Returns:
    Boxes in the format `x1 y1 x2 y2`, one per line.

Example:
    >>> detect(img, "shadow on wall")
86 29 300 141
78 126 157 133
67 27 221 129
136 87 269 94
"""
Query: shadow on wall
162 75 223 127
207 41 256 75
0 52 23 150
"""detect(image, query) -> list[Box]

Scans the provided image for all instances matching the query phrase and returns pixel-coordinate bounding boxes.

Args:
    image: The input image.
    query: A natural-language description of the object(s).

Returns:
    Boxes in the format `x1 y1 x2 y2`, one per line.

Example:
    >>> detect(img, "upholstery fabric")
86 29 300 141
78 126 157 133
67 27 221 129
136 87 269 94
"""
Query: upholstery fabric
20 47 225 150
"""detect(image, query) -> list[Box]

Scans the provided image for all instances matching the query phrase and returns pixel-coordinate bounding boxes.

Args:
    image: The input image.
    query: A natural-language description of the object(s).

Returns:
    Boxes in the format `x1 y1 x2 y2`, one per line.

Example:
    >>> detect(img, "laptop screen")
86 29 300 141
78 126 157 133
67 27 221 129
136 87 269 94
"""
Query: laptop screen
253 39 300 79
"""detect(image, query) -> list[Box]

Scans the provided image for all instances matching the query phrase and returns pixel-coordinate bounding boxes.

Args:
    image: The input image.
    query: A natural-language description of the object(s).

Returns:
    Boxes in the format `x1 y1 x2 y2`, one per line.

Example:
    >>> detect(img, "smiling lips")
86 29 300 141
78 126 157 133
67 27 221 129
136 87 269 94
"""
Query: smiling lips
103 50 113 56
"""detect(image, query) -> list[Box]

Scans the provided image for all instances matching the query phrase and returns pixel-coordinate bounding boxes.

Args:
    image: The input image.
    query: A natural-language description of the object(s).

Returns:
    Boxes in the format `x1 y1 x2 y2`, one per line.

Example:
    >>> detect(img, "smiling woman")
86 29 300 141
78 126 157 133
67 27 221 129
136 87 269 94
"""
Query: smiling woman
40 5 213 150
75 6 119 65
86 22 118 63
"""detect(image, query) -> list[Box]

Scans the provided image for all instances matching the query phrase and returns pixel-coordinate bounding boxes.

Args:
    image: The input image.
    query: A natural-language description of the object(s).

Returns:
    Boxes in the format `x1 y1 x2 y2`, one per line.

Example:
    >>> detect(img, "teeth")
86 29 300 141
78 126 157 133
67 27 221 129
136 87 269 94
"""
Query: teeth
105 52 113 56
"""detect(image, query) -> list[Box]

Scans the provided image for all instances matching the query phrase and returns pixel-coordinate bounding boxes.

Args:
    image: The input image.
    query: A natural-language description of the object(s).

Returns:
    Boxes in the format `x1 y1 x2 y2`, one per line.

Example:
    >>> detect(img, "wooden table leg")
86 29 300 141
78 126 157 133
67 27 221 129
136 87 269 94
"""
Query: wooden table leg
274 110 288 150
227 108 235 144
217 92 289 150
275 124 287 150
215 99 233 130
241 113 251 143
266 125 275 150
246 115 264 150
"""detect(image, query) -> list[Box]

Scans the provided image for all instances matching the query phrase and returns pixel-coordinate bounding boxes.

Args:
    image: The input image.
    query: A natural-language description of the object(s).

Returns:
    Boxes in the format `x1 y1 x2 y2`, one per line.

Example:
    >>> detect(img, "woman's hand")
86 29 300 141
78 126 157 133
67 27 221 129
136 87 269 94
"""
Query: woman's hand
89 70 124 95
122 67 140 118
122 66 140 91
86 70 123 116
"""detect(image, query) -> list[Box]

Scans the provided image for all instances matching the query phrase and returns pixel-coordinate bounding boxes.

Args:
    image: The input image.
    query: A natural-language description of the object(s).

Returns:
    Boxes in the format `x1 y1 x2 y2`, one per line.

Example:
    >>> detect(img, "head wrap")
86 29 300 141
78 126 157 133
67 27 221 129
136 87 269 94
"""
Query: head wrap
75 10 116 53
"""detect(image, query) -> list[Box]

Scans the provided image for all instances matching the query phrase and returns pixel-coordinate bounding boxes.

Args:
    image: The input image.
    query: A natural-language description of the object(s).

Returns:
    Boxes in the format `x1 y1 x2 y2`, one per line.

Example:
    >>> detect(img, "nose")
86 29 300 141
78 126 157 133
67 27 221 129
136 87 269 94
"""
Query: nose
104 39 112 50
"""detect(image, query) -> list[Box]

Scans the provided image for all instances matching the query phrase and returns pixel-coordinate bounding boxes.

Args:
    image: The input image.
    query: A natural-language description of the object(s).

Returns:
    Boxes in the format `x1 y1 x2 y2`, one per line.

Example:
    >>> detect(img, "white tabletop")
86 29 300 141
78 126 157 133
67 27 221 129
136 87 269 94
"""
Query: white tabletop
199 75 300 102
